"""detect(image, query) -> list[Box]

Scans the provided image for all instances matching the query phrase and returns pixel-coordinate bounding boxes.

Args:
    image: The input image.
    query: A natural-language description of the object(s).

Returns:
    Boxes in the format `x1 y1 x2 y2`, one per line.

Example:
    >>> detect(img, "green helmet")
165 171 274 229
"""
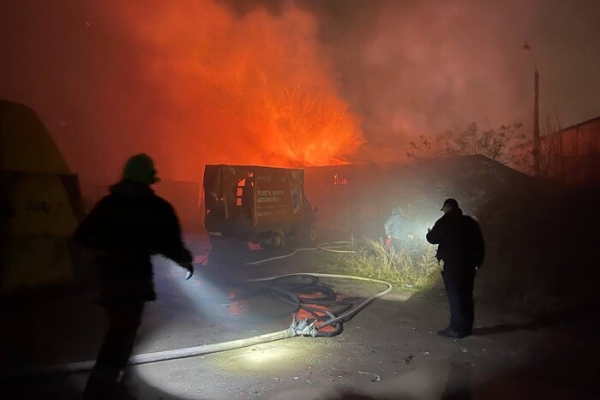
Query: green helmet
122 153 160 184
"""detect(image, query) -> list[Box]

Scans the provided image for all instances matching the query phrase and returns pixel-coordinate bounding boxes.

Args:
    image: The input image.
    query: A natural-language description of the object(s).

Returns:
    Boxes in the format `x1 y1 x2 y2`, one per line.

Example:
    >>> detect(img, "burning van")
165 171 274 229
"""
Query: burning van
203 164 317 248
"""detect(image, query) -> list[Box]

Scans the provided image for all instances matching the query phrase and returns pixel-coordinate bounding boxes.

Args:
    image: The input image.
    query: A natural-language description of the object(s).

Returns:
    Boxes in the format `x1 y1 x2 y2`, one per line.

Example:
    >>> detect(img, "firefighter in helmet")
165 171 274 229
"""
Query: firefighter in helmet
74 153 194 398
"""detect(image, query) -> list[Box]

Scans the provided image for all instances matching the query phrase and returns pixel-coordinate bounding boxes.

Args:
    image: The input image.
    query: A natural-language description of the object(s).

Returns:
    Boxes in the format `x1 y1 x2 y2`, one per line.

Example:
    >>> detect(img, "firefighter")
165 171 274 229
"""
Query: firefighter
73 153 194 398
384 206 412 251
426 198 485 339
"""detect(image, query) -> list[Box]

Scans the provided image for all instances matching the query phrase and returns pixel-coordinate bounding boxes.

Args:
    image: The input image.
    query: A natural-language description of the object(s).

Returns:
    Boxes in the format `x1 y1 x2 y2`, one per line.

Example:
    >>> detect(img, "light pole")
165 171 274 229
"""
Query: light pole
522 42 541 177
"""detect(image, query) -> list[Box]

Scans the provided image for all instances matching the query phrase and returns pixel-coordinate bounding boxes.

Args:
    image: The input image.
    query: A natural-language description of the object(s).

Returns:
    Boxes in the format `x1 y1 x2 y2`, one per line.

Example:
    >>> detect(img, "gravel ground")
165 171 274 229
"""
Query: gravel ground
1 234 599 400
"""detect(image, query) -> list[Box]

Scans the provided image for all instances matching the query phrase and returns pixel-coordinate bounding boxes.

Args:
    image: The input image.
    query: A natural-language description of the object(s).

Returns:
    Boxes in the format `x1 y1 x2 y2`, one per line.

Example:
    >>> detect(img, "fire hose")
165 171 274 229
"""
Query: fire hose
3 242 392 378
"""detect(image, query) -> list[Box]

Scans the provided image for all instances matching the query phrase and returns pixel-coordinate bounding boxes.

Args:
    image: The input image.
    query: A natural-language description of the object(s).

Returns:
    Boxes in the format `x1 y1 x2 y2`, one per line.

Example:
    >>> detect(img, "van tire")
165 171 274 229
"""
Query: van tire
271 232 285 248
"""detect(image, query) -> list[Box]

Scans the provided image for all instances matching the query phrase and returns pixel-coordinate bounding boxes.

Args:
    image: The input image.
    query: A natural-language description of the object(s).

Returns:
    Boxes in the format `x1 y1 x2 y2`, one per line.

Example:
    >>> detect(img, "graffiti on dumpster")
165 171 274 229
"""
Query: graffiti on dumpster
25 200 64 216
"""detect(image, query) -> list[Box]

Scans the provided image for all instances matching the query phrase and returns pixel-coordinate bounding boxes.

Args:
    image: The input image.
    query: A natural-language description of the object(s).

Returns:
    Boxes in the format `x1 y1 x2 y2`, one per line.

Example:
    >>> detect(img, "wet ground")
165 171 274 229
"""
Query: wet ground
1 233 599 399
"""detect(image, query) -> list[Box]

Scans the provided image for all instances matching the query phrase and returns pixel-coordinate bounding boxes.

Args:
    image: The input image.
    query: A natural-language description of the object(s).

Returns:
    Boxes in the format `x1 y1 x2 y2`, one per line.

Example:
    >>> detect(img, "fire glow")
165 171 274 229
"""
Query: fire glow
108 0 365 179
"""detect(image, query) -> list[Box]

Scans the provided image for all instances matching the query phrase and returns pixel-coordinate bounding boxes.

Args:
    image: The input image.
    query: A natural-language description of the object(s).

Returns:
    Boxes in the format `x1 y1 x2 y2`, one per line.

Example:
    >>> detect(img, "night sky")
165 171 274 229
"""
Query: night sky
1 0 599 184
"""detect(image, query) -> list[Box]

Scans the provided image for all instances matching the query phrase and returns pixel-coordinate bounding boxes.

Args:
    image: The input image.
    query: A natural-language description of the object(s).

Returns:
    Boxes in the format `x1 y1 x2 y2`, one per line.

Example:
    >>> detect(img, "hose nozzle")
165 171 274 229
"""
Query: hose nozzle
289 314 318 337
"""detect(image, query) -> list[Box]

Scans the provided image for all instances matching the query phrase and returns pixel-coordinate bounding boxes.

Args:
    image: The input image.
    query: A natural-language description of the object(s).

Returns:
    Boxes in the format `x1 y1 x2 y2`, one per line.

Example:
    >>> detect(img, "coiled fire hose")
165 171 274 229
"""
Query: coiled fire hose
4 241 392 378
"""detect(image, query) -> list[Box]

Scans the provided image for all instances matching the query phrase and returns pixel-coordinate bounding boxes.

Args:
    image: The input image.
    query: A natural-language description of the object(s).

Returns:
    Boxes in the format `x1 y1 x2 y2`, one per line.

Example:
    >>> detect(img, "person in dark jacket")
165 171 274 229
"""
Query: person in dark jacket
426 198 485 339
73 153 194 399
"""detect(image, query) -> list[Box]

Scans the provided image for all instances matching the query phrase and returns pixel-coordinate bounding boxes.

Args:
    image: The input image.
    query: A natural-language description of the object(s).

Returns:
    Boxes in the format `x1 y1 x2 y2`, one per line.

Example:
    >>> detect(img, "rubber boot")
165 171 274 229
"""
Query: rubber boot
81 366 122 400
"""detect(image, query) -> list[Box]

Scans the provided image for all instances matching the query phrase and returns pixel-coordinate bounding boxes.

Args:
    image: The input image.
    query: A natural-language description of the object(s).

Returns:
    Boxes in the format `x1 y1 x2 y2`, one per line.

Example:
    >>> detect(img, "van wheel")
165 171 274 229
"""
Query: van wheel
271 232 285 248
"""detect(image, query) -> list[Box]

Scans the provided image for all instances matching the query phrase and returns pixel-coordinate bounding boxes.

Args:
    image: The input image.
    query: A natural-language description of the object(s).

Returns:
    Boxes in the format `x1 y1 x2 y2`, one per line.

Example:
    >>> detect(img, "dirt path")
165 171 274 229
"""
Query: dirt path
1 241 599 399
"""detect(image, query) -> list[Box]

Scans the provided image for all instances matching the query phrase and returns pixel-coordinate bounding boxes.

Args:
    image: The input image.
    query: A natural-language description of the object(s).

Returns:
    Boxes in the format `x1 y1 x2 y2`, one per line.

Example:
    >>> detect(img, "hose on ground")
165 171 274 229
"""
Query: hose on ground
244 240 355 265
244 240 392 331
3 240 392 378
5 328 296 377
251 273 393 330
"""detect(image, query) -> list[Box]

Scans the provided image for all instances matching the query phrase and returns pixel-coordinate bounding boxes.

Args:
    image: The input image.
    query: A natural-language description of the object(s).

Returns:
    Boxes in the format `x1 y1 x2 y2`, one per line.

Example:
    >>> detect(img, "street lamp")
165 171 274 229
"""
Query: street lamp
522 42 541 177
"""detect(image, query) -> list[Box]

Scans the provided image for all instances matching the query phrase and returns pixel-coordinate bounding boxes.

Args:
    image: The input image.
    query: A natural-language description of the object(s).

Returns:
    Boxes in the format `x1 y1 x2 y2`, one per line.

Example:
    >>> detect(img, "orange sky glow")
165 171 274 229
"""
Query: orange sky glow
112 0 365 179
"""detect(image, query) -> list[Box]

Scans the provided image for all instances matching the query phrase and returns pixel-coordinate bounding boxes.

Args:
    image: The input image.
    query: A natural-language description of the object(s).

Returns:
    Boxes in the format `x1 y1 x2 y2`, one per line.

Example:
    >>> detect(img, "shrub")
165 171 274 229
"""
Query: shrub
339 238 439 290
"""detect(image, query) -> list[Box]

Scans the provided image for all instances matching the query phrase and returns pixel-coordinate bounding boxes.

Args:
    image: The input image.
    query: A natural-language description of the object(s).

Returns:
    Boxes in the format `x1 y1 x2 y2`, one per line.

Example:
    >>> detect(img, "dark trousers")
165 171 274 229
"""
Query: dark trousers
97 301 144 368
441 262 475 333
83 301 144 399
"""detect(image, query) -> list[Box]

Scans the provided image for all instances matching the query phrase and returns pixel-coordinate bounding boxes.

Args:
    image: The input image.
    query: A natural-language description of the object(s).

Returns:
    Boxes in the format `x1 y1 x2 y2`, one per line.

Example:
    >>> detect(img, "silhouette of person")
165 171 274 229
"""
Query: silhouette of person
426 198 485 339
73 153 194 399
384 206 412 251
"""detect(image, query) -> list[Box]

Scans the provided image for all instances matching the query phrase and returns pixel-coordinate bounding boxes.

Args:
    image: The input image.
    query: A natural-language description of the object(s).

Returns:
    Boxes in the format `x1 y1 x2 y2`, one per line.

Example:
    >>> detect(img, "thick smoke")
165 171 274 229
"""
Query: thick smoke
1 0 599 183
299 0 600 161
0 0 363 185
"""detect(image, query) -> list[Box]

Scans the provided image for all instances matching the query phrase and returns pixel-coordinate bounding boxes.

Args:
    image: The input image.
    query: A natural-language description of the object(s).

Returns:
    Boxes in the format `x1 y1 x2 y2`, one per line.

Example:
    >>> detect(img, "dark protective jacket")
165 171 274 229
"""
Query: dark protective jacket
73 179 192 303
426 207 485 267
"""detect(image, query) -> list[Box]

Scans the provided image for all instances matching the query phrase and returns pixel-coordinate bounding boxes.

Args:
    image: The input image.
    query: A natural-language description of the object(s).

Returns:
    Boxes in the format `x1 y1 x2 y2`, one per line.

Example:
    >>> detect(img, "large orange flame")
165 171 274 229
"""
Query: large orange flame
111 1 364 180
